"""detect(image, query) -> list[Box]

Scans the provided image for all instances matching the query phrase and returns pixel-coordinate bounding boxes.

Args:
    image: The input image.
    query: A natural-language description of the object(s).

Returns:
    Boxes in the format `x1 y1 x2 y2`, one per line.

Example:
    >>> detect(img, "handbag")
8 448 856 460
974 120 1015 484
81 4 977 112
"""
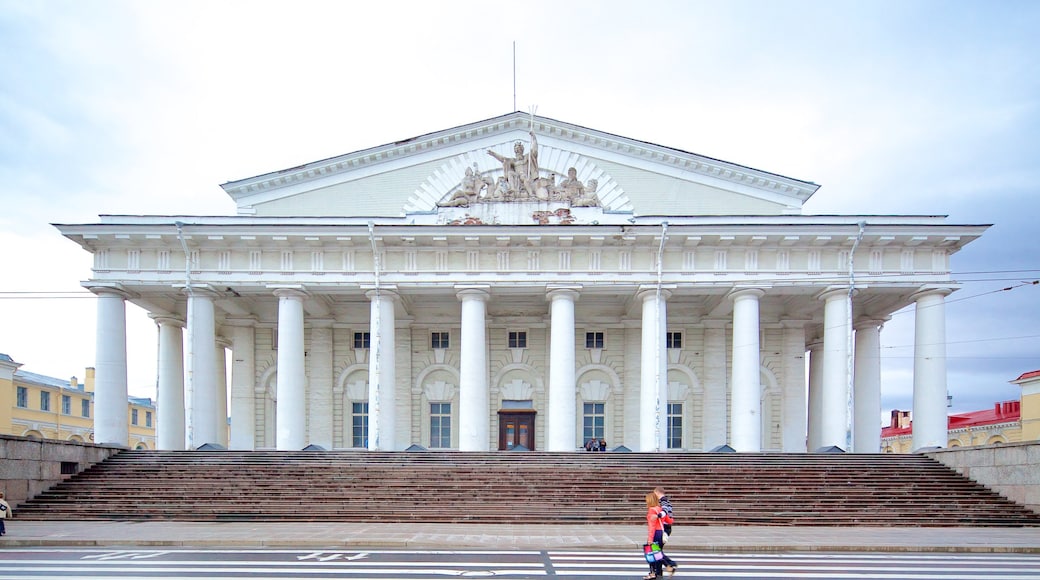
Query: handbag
643 542 663 563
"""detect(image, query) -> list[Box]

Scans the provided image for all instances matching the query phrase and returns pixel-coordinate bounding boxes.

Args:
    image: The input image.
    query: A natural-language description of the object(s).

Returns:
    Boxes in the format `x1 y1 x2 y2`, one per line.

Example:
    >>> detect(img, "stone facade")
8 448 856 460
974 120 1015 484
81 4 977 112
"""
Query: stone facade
927 442 1040 514
0 434 122 507
55 113 987 453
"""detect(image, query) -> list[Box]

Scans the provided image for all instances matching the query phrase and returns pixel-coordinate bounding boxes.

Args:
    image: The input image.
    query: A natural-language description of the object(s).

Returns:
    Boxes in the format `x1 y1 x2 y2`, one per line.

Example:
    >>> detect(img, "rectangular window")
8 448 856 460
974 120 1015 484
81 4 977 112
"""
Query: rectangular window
40 391 51 412
146 411 153 427
131 408 139 425
430 402 452 448
81 398 90 417
666 332 682 349
351 402 369 448
62 394 71 415
585 331 604 349
667 403 683 449
353 332 370 349
431 332 450 349
508 331 527 348
583 402 605 442
17 386 28 408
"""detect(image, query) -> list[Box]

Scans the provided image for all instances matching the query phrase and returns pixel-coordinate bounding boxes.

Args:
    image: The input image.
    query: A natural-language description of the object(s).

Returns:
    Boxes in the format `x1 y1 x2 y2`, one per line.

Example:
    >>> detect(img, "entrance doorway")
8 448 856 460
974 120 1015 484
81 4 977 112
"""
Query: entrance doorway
498 410 536 450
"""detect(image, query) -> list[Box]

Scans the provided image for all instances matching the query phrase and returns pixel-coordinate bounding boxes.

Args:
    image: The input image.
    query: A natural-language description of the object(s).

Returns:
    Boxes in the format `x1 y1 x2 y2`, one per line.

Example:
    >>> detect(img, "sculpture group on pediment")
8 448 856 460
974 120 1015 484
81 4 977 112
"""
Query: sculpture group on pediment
441 163 493 207
437 132 600 208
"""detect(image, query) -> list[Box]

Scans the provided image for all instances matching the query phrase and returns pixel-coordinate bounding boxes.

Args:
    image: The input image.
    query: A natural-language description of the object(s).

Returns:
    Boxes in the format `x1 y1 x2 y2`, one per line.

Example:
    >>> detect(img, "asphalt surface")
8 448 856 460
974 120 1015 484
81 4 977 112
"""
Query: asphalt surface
2 520 1039 553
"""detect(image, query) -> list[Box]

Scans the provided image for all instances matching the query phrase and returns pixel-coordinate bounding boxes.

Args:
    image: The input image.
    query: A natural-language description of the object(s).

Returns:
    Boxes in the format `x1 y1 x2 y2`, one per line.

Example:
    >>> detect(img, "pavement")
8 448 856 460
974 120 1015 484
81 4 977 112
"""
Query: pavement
2 521 1040 553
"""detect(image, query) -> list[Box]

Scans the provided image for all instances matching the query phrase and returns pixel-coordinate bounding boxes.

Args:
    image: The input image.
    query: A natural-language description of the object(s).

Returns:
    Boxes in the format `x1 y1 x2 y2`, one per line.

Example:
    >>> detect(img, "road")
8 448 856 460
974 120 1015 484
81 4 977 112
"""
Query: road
1 548 1039 578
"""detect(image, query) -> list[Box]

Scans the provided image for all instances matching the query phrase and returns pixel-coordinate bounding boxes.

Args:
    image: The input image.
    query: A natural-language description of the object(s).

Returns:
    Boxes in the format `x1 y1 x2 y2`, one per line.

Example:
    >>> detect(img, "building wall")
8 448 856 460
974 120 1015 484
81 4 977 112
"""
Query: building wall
2 359 156 449
0 434 123 507
238 317 801 452
0 360 15 437
926 441 1040 515
1021 381 1040 441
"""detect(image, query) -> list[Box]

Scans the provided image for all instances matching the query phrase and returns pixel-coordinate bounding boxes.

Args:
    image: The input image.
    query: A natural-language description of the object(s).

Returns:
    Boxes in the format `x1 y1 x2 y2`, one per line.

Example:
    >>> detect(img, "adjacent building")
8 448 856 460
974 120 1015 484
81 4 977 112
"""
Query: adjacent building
54 112 988 453
882 370 1040 452
0 353 155 449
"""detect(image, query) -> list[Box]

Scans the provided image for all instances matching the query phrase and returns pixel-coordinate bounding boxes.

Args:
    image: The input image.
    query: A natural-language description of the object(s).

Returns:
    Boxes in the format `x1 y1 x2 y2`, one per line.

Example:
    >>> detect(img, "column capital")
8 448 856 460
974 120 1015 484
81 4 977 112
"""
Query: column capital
636 286 673 302
222 316 258 328
83 282 134 299
780 319 811 329
546 286 581 302
456 286 491 302
215 336 232 349
910 286 954 302
727 287 766 301
364 288 399 301
816 286 853 302
269 285 309 300
308 318 335 328
175 283 223 299
149 314 184 328
854 316 890 331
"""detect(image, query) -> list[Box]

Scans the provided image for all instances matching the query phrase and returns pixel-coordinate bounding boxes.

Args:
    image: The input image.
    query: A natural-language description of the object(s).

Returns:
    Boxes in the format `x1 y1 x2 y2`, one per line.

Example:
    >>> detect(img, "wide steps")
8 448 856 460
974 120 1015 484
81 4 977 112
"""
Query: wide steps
15 450 1040 527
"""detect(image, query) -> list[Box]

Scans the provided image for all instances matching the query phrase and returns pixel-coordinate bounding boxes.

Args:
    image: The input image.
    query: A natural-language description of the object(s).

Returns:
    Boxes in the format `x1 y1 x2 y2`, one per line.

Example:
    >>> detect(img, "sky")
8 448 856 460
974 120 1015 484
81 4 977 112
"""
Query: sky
1 0 1038 422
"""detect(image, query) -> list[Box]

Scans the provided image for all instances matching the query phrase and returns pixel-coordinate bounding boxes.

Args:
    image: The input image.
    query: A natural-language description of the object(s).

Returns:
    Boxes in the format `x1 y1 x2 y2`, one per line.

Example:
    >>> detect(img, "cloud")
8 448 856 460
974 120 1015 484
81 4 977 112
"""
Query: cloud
2 0 1038 419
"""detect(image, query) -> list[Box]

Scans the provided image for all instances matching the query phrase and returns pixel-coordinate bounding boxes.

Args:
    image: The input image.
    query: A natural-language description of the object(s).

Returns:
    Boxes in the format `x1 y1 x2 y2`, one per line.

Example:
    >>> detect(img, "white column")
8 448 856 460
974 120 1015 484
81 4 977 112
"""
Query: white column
186 288 219 449
853 318 885 452
781 320 808 452
806 339 824 451
91 286 129 446
215 337 230 447
226 318 256 450
367 288 397 450
547 287 579 451
274 288 307 450
730 288 764 452
152 315 185 450
819 288 851 450
458 287 490 451
912 289 952 450
701 320 728 450
638 288 670 452
308 320 335 450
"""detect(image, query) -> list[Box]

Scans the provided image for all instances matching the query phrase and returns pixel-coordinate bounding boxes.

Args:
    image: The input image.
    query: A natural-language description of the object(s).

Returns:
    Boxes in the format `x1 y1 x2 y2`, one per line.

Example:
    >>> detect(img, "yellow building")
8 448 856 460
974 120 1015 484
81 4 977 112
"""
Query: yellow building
881 369 1040 452
0 353 155 449
1012 370 1040 441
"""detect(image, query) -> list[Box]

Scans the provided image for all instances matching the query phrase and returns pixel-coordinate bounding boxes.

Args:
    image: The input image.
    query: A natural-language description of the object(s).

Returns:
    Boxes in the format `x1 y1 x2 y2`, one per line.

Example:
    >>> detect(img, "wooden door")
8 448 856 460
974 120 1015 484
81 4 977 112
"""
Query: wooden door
498 411 535 450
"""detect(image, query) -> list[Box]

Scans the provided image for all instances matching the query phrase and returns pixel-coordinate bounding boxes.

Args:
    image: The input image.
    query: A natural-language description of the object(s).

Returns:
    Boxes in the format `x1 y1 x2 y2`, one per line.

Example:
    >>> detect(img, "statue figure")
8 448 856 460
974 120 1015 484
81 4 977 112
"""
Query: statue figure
557 167 585 202
489 176 509 200
487 130 539 196
439 163 488 207
531 173 557 201
572 178 600 207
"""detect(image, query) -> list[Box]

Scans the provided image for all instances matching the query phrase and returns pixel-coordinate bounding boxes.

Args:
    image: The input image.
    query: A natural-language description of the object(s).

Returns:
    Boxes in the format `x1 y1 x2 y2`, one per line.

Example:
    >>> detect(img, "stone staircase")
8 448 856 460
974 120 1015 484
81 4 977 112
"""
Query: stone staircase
14 450 1040 526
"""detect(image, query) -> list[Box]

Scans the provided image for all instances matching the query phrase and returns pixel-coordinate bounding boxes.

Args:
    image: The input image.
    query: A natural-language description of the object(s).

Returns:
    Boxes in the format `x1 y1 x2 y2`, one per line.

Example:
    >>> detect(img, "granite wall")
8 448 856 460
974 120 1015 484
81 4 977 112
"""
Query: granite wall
0 434 123 507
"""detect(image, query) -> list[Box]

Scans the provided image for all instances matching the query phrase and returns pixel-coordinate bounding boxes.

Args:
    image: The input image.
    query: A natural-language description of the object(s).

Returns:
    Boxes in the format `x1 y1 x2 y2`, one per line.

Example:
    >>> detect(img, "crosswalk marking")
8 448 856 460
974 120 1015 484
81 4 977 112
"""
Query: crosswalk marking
0 548 1037 579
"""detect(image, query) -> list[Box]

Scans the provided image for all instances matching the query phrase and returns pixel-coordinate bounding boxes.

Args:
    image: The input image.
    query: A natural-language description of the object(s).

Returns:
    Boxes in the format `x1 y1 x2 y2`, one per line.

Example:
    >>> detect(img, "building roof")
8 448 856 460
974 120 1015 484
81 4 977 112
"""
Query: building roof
15 369 78 391
881 400 1021 437
1013 369 1040 382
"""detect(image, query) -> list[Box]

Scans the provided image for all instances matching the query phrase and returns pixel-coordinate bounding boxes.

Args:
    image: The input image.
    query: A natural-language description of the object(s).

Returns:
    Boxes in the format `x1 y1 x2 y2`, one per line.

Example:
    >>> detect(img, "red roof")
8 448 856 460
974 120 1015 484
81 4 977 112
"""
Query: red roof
881 400 1021 438
1014 369 1040 382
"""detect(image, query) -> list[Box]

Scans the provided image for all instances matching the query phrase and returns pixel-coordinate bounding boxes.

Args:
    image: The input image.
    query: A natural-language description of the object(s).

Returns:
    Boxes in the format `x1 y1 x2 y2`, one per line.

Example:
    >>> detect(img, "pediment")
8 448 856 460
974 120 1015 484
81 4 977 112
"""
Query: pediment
221 112 819 223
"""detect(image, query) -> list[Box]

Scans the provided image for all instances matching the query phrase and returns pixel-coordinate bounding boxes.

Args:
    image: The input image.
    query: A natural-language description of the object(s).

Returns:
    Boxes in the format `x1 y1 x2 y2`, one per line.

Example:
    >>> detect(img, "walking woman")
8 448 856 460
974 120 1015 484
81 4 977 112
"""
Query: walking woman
643 491 673 579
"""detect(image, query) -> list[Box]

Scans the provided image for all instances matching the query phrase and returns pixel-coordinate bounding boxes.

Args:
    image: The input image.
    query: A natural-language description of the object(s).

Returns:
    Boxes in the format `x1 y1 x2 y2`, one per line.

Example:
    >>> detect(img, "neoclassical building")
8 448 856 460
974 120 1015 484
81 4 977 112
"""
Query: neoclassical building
55 112 986 453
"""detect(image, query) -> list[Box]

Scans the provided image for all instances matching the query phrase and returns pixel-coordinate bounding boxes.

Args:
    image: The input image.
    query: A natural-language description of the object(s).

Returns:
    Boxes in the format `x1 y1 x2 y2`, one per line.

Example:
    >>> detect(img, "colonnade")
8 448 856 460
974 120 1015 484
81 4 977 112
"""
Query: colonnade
88 283 953 453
